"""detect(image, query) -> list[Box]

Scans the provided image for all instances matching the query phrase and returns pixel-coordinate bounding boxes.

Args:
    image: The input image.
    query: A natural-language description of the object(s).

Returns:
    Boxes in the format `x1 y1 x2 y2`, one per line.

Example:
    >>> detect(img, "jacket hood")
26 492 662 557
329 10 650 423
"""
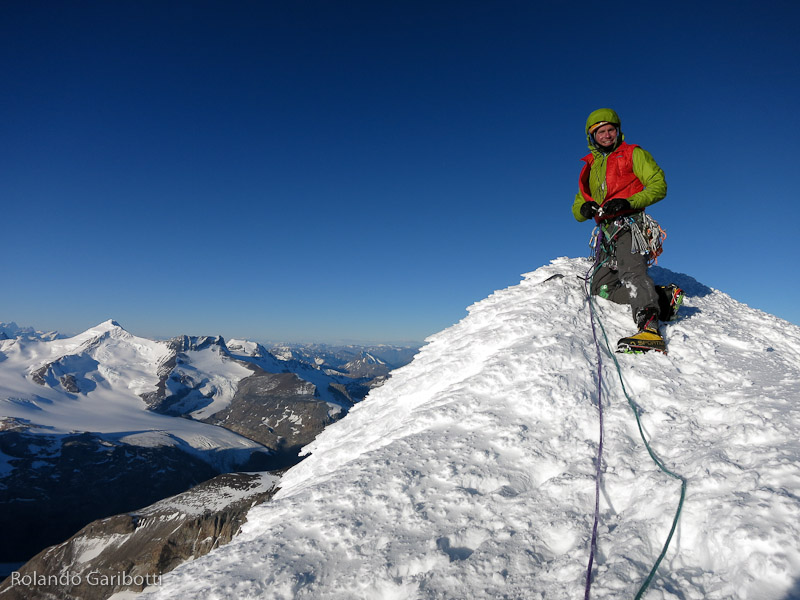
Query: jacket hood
585 108 623 152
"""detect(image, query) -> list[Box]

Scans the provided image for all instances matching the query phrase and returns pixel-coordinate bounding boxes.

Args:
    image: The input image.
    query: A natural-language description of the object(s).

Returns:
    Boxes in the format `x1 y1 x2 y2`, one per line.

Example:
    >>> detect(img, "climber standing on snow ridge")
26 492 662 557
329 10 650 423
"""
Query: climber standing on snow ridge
573 108 683 353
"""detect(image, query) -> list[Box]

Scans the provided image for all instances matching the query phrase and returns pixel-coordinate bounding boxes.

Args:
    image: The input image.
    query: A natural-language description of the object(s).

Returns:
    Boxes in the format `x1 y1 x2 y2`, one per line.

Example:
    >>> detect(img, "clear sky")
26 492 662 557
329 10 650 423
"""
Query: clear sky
2 1 799 343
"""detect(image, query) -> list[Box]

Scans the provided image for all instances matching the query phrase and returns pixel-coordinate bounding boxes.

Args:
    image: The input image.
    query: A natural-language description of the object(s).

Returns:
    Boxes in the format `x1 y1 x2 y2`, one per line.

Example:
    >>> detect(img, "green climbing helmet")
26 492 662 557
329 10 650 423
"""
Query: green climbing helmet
585 108 622 150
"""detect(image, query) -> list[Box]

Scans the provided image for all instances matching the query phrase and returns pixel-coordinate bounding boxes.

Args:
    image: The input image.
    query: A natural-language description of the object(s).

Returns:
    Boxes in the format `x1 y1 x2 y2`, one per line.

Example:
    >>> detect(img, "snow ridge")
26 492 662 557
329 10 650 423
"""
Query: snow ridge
138 257 800 600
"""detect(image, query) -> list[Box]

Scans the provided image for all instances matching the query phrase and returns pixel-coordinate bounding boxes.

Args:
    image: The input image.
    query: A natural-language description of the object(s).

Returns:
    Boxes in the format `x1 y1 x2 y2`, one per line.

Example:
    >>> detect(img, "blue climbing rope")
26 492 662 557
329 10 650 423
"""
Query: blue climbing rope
583 244 687 599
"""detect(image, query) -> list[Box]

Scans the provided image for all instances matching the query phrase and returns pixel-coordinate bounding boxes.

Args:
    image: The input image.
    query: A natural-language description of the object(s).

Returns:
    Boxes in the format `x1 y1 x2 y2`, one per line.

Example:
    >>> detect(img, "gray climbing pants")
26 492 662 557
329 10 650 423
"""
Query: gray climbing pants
591 219 659 323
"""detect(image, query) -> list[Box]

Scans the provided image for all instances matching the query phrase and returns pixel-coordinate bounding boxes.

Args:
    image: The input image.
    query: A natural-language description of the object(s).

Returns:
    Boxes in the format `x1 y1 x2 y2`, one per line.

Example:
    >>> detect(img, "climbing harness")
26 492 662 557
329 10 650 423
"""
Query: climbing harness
582 244 687 599
589 213 666 269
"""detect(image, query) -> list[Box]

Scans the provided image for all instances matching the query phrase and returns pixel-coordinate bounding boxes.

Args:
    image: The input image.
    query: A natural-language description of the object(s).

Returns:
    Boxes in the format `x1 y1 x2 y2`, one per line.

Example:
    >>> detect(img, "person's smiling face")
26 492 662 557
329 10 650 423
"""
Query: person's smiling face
594 123 618 149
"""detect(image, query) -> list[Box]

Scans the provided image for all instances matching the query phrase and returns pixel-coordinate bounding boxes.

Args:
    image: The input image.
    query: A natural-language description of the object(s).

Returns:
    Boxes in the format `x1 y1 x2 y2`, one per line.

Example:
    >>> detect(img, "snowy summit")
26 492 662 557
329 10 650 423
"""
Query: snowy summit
137 257 800 600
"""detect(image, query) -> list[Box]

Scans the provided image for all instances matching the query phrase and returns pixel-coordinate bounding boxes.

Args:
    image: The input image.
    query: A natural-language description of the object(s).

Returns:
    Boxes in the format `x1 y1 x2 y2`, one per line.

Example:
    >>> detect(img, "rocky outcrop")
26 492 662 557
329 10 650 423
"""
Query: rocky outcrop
342 351 392 379
204 370 342 467
139 335 230 414
0 472 279 600
0 428 223 565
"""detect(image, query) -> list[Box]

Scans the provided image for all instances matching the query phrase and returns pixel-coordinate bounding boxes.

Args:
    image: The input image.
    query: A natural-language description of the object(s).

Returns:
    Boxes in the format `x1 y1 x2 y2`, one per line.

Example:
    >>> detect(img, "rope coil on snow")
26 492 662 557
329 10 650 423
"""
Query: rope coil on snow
583 247 687 599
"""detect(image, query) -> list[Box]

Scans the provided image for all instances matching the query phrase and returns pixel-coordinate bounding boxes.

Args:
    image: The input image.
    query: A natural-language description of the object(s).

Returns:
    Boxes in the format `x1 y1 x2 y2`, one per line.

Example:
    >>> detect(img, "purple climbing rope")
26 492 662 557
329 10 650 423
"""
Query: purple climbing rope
583 239 607 600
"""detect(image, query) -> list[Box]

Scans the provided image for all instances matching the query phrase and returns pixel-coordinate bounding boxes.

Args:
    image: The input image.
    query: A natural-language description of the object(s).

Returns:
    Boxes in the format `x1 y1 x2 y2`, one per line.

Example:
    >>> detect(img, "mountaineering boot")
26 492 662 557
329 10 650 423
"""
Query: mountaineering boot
656 284 684 322
617 308 666 354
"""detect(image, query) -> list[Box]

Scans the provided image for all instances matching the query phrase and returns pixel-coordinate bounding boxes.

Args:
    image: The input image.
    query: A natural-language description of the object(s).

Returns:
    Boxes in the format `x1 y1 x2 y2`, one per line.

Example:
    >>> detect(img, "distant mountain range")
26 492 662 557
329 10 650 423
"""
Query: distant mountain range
0 321 64 342
0 320 419 570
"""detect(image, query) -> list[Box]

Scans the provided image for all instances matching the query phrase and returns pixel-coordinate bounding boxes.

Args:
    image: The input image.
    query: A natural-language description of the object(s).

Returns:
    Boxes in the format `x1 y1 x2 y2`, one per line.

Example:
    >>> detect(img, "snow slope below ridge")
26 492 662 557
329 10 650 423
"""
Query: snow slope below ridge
138 257 800 600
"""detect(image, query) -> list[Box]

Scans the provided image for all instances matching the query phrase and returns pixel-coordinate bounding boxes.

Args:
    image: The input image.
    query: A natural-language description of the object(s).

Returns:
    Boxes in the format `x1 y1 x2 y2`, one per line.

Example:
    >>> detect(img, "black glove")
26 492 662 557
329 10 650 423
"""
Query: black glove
602 197 631 215
579 201 600 219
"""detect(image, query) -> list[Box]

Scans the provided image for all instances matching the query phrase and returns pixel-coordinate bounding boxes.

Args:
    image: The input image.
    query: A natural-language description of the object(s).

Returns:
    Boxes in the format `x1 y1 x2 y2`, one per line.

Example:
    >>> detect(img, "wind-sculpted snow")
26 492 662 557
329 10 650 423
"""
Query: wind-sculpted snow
138 257 800 600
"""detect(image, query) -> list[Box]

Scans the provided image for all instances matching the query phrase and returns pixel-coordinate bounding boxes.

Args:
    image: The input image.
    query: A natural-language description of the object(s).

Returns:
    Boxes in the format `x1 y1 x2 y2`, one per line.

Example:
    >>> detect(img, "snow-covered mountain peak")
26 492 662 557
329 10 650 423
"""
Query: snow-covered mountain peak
140 257 800 600
0 321 265 467
99 318 123 329
82 318 126 337
226 338 263 357
360 351 385 365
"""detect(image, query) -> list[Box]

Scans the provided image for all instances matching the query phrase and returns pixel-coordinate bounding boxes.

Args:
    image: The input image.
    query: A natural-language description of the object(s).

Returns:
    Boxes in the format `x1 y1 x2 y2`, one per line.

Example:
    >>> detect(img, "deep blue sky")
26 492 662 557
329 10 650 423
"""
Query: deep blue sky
2 1 799 343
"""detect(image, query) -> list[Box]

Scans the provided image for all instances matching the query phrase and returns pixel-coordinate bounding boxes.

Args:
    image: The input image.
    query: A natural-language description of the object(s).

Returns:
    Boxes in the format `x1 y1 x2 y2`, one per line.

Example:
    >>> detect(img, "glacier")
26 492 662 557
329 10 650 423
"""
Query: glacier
123 256 800 599
0 319 269 471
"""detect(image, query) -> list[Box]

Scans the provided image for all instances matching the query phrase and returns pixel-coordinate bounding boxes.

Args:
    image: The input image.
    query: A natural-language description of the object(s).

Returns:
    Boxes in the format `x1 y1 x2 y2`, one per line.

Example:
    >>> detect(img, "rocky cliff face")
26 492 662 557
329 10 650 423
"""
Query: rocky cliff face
0 421 222 564
0 472 279 600
204 370 342 466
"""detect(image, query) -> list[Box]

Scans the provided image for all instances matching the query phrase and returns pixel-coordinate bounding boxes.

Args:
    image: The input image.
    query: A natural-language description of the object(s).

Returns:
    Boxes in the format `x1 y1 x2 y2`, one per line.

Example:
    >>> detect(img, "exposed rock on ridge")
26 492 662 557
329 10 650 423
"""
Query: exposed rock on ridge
0 472 279 600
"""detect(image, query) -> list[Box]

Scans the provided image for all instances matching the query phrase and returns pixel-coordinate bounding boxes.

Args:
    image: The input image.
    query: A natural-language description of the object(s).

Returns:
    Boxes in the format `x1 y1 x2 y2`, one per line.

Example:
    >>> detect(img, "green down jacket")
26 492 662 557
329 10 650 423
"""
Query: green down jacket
572 108 667 222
